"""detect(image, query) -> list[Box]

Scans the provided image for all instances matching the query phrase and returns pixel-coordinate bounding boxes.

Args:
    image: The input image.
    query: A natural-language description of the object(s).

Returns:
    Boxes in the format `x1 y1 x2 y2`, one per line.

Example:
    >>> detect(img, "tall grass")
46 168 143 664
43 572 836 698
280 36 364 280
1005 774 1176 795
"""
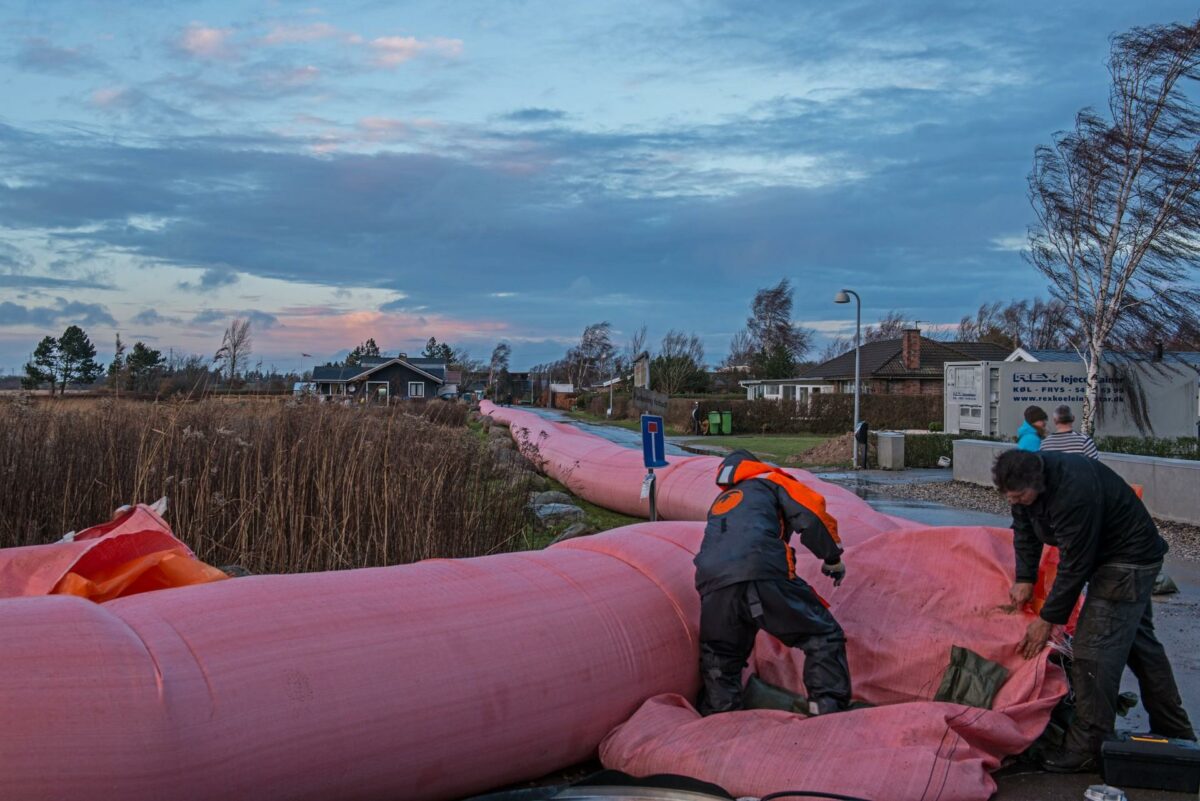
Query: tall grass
0 397 536 573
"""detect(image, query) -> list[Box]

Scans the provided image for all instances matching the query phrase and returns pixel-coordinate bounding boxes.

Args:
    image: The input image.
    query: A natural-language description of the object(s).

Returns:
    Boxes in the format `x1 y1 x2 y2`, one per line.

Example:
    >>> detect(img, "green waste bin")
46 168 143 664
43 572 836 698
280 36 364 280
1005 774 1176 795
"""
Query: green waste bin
721 410 732 435
707 410 722 435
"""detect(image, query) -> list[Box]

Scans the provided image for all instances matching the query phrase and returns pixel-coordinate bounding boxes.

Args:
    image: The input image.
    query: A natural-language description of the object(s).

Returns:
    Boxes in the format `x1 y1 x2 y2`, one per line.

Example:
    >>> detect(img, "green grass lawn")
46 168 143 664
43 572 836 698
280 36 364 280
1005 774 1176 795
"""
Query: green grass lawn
565 409 642 431
679 434 831 462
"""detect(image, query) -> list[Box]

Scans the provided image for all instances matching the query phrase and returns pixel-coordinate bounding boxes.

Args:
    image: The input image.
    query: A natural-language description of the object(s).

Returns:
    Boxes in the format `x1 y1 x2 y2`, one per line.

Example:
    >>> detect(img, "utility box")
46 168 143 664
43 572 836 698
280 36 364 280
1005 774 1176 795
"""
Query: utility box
877 432 905 470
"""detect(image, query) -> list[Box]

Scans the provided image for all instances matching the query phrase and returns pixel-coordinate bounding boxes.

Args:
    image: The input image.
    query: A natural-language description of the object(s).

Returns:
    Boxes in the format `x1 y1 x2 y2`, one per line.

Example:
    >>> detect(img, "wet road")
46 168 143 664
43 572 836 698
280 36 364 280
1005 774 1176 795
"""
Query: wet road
520 406 692 456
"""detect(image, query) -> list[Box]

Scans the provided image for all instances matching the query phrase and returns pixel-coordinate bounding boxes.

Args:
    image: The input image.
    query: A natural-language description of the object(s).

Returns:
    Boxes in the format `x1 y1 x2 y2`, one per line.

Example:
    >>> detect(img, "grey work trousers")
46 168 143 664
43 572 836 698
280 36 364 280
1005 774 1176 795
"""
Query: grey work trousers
1065 561 1195 755
697 578 851 716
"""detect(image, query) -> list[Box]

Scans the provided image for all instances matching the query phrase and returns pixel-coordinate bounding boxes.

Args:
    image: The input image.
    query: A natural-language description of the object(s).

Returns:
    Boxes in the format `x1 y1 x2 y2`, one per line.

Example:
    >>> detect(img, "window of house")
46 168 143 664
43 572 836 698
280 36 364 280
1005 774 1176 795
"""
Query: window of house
408 382 425 398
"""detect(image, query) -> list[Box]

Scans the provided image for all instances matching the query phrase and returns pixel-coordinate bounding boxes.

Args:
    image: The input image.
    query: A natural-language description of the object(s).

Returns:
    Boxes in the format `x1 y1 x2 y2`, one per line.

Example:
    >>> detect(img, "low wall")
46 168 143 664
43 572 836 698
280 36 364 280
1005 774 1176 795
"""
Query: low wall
952 439 1200 526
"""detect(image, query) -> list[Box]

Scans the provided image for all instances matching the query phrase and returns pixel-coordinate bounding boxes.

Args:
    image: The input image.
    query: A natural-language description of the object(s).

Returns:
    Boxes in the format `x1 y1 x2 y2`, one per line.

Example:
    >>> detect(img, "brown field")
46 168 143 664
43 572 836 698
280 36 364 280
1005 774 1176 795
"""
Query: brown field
0 396 538 573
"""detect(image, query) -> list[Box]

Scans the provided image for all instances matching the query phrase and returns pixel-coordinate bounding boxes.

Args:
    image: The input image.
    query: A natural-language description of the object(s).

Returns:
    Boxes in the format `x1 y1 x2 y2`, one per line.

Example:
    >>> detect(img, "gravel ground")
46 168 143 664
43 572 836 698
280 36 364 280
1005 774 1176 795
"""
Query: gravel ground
867 478 1200 561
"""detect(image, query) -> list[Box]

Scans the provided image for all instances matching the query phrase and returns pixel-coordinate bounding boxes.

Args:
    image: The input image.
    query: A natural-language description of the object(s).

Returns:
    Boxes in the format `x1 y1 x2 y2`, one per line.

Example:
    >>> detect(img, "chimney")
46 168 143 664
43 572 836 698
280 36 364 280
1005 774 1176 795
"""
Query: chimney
902 328 922 371
1153 341 1164 362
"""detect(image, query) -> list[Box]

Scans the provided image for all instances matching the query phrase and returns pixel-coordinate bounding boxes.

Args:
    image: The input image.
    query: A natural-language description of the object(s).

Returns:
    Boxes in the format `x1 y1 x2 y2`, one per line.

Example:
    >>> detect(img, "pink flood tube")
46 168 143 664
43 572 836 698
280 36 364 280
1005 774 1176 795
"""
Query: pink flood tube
483 403 912 546
0 522 703 801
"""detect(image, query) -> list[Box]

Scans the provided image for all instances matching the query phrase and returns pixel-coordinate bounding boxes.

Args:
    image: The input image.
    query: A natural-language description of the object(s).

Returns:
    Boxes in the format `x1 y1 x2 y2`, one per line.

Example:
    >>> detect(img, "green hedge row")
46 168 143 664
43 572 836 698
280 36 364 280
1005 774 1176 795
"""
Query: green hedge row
1095 436 1200 461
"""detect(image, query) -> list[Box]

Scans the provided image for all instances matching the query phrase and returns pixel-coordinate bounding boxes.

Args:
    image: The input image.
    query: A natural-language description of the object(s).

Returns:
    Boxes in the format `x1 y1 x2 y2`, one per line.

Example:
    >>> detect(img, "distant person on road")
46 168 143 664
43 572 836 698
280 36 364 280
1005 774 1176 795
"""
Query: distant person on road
694 449 851 717
692 402 702 435
993 449 1195 773
1016 405 1048 451
1039 404 1099 459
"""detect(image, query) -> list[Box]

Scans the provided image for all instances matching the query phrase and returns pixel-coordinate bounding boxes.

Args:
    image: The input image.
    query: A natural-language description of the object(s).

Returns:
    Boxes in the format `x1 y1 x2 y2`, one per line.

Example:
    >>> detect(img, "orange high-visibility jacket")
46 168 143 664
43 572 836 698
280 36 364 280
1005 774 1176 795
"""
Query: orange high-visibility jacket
694 450 842 595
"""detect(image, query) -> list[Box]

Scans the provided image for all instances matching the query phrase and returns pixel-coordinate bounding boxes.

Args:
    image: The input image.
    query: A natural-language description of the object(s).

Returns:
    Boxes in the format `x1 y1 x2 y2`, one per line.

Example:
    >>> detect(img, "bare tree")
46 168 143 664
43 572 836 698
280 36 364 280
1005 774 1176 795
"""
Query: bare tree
817 335 851 363
722 330 755 371
214 318 252 386
957 298 1070 350
653 329 707 395
565 321 614 389
624 323 648 366
863 310 909 343
1028 19 1200 433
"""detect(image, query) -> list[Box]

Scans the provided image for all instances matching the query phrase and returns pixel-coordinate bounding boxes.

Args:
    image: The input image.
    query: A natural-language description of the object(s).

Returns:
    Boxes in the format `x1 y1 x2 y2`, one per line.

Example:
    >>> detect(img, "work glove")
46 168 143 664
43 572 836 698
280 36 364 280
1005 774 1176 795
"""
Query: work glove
821 559 846 587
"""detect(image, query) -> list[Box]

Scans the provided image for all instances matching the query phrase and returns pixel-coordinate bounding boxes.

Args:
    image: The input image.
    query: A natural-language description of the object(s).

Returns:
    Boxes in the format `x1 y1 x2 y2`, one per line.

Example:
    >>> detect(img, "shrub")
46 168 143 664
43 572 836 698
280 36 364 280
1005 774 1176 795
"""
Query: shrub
666 394 943 435
1095 436 1200 461
884 432 999 468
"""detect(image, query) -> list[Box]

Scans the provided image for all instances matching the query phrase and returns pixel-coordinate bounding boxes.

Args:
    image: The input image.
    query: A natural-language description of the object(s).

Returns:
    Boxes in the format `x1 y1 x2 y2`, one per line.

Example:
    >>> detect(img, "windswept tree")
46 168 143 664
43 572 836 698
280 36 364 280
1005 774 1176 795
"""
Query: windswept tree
625 323 649 366
213 318 252 386
488 341 512 397
1028 19 1200 433
652 329 708 395
740 279 813 379
565 321 615 389
722 330 756 372
863 310 909 343
957 298 1069 351
422 336 455 362
22 336 59 391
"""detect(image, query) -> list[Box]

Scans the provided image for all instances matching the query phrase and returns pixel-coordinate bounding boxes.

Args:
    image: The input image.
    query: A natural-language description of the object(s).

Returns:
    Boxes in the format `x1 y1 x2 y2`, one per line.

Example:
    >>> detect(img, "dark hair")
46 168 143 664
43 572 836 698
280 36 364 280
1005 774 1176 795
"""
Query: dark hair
992 450 1045 493
1023 405 1048 424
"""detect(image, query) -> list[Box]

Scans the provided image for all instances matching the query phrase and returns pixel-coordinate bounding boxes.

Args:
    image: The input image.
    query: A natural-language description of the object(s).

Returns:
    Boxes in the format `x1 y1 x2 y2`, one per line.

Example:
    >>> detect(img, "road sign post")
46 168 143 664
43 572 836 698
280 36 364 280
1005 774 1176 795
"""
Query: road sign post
641 414 669 522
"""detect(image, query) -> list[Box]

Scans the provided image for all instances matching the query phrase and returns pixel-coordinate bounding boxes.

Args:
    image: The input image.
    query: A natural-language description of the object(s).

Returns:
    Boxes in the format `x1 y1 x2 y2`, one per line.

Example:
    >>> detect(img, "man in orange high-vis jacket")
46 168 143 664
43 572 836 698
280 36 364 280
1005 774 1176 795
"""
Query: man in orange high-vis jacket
694 449 851 716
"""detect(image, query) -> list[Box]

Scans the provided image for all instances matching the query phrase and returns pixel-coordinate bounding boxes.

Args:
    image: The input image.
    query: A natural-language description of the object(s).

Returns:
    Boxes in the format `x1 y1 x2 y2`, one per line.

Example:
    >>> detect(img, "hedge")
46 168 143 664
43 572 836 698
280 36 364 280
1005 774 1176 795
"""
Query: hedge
664 395 943 435
1095 436 1200 461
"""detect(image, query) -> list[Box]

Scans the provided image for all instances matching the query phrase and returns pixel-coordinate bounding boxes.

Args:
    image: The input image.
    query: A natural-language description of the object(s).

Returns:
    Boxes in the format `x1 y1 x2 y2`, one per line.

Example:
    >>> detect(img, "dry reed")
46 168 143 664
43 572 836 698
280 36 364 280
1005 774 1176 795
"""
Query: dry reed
0 397 536 573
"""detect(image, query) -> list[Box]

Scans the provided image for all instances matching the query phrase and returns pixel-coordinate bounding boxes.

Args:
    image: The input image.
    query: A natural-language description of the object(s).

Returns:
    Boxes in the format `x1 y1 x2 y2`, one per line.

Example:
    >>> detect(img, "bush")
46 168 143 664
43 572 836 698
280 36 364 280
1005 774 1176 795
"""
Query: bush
666 394 944 435
1095 436 1200 461
928 422 944 432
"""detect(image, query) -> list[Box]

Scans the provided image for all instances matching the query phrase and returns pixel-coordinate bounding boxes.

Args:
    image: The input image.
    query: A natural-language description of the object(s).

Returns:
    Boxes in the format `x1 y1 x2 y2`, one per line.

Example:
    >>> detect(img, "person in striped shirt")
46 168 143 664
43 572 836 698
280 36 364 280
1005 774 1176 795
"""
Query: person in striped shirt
1040 404 1100 459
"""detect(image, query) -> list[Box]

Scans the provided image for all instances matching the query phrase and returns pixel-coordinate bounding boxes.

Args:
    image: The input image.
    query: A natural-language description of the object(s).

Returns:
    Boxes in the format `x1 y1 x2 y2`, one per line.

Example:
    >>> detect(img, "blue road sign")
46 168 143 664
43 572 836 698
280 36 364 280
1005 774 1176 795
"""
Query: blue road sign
641 414 669 469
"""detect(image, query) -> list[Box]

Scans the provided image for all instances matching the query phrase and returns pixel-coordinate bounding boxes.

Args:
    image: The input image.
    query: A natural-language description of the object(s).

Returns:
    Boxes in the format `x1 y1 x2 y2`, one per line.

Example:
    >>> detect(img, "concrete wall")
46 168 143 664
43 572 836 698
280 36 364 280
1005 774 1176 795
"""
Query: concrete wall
952 439 1200 526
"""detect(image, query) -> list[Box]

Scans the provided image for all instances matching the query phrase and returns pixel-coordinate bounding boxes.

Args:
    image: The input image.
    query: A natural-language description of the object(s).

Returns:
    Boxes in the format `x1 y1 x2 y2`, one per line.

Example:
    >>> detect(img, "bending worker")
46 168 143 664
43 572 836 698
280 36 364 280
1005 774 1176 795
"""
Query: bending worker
993 449 1195 772
694 449 851 716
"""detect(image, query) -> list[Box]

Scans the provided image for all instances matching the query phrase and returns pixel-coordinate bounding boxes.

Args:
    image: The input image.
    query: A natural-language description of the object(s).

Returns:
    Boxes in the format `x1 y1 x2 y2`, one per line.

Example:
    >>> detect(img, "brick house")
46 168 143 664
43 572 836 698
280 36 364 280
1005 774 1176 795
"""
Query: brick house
740 329 1010 402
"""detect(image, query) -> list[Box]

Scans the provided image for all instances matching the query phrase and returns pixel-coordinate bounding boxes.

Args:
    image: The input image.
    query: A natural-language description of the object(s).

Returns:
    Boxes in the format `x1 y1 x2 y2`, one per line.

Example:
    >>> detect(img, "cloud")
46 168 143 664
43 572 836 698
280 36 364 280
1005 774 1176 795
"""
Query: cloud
14 38 102 75
490 292 517 298
176 23 237 60
0 297 116 328
368 35 463 68
0 273 112 290
190 308 279 329
502 108 567 124
130 308 181 326
260 22 350 45
178 266 240 292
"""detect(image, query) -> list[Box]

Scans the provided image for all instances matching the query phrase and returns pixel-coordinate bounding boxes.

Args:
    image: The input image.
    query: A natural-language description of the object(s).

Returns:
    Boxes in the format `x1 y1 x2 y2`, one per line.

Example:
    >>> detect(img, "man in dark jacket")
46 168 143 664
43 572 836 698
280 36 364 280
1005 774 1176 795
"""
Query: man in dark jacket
993 449 1195 772
694 450 850 716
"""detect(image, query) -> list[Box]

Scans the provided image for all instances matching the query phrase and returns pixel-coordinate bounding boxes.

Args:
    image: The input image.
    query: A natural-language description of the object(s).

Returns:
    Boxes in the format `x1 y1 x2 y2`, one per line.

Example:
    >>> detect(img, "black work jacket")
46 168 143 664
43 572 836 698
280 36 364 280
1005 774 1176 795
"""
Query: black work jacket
694 450 843 595
1012 451 1167 624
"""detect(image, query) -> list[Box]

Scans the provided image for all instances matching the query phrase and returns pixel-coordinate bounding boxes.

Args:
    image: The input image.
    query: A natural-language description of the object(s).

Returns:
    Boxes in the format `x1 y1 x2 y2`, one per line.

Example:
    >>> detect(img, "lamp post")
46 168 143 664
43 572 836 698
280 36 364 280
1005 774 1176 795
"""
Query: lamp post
834 289 862 468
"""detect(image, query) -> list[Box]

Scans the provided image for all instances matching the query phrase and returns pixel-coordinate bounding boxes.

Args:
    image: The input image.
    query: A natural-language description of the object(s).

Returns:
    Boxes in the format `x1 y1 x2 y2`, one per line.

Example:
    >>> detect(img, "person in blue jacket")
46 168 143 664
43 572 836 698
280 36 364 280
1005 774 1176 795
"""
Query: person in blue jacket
1017 405 1048 451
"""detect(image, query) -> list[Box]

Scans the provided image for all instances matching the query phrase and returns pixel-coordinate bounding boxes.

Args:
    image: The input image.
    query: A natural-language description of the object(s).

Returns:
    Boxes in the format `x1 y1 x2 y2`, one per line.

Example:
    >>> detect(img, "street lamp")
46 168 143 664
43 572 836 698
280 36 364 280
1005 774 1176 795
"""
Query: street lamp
834 289 862 468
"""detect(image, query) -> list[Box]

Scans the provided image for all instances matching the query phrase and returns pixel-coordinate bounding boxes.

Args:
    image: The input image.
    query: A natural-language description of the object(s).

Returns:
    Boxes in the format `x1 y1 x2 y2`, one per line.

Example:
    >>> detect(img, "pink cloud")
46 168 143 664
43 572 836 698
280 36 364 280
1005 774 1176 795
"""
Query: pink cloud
368 35 462 68
257 309 510 353
90 86 129 108
178 23 236 60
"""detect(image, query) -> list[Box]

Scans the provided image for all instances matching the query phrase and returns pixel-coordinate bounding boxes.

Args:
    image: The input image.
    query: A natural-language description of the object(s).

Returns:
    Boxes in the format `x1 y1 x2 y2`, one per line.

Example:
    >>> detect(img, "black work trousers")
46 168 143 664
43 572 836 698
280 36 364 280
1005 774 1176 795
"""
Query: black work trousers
698 577 851 716
1065 562 1195 755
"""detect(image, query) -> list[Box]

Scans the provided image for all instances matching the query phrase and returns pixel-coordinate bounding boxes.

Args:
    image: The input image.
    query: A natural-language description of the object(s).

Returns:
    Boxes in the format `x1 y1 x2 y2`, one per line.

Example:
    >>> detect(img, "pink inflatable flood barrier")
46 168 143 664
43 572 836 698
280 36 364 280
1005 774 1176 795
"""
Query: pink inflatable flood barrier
0 403 1065 801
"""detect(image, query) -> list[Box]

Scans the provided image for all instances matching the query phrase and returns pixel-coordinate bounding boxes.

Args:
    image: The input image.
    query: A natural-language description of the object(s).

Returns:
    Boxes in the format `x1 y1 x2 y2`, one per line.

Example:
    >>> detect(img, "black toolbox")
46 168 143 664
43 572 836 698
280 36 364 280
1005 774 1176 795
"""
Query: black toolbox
1101 731 1200 793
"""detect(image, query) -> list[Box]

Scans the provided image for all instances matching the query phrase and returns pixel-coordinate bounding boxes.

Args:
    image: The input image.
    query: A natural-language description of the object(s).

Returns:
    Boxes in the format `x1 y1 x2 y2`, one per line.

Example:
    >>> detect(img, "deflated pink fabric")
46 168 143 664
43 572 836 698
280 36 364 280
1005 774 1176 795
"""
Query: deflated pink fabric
483 402 912 546
0 505 191 598
0 521 701 801
600 525 1068 801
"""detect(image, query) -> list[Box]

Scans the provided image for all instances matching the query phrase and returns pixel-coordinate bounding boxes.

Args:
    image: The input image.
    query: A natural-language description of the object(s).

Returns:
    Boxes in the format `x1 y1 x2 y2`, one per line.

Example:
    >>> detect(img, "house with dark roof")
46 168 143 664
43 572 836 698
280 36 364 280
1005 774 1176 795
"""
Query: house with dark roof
311 355 450 403
740 329 1011 404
